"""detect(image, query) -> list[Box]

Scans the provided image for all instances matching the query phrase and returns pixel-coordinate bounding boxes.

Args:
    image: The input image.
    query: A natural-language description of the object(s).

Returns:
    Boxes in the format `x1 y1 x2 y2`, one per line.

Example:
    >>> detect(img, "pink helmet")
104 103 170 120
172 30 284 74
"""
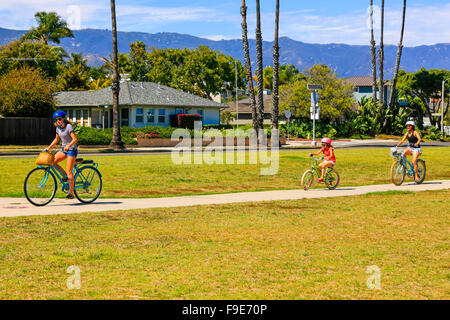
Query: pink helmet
321 137 332 145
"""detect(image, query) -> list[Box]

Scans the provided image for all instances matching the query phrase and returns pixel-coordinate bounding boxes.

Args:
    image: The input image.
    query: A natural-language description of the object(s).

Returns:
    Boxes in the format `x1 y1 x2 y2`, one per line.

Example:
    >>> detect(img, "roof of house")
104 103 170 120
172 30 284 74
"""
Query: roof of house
55 81 227 109
344 76 390 87
224 95 273 114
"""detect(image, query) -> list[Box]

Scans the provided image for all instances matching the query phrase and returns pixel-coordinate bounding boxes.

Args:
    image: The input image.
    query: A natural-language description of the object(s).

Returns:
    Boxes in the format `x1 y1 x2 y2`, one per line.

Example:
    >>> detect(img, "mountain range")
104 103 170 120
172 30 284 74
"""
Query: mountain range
0 27 449 78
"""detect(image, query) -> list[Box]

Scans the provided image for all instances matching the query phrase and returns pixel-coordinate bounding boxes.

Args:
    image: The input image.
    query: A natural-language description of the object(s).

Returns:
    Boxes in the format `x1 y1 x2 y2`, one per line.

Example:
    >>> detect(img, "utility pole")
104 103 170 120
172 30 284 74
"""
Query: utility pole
235 60 239 129
442 78 450 135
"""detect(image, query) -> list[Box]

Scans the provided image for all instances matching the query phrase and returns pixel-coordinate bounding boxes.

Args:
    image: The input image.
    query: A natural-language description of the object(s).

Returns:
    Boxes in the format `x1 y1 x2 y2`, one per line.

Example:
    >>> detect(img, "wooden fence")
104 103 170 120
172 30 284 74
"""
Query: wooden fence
0 117 55 145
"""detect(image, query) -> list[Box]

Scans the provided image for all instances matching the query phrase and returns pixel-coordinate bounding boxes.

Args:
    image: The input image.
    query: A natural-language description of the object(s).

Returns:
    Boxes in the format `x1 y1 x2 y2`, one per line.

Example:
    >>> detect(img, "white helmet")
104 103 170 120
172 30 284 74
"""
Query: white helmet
406 120 415 127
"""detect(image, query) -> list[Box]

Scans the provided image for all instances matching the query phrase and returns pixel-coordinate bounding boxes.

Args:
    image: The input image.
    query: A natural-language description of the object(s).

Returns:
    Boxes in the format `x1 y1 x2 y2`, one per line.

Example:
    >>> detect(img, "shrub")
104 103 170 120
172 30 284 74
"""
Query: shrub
177 114 201 129
73 124 137 145
279 120 340 139
0 66 56 117
423 126 444 141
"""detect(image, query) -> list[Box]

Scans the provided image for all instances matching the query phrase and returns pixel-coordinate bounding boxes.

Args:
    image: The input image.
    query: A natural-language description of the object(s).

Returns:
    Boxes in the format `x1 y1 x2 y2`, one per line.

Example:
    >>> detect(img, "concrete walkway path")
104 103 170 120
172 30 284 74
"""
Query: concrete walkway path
1 180 448 218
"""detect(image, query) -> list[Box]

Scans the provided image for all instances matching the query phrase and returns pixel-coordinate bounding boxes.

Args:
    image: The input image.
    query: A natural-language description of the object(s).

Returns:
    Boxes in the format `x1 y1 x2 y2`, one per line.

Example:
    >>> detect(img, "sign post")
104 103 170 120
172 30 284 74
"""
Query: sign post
307 84 323 146
285 110 292 142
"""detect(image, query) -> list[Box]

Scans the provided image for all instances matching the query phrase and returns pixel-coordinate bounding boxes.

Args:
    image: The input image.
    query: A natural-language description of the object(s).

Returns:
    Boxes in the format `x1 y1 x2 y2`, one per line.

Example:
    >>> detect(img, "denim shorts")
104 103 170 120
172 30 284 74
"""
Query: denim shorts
61 147 78 157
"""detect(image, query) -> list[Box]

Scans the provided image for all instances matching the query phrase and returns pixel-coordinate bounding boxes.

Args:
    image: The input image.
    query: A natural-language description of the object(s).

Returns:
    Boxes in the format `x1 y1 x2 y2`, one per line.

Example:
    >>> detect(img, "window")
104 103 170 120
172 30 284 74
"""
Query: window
136 108 143 123
197 109 204 120
176 108 183 114
158 109 166 123
147 109 155 123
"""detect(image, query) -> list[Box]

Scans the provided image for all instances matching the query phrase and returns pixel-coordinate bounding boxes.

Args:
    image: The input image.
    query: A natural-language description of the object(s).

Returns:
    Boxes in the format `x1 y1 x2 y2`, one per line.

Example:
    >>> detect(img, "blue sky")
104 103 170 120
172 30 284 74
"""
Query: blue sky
0 0 449 46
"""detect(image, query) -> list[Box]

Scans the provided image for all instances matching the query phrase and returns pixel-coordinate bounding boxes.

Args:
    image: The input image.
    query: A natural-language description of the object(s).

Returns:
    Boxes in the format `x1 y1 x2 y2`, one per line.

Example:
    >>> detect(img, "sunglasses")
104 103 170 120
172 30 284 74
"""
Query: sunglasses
55 117 64 121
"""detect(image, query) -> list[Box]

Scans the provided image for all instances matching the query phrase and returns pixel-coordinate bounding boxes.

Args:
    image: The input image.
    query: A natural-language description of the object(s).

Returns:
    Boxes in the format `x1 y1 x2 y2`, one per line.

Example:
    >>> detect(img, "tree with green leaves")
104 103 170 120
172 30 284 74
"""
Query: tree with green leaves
262 64 302 90
279 64 354 122
21 11 73 45
129 41 148 81
0 66 55 117
57 64 90 91
397 68 450 129
0 40 66 78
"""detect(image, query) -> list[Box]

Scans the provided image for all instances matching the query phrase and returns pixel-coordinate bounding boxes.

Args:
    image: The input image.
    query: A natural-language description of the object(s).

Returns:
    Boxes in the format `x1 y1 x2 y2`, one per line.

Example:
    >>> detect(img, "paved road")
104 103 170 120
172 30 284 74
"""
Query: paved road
1 180 448 218
1 140 448 159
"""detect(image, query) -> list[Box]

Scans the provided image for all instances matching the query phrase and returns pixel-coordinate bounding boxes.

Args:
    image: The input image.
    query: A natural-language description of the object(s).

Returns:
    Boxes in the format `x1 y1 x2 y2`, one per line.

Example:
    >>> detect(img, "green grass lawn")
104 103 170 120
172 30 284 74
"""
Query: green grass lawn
1 148 449 198
0 189 448 299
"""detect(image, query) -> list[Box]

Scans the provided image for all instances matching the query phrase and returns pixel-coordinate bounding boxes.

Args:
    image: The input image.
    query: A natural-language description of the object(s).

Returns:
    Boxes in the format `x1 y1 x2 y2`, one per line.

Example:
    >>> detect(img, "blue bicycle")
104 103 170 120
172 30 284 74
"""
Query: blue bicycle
390 147 426 186
24 157 102 206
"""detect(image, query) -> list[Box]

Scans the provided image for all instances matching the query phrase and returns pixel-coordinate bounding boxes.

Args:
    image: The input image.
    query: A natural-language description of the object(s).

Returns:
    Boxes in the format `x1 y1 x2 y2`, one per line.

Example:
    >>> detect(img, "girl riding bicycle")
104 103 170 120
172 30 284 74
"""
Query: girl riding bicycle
310 137 336 183
44 111 78 199
396 120 422 183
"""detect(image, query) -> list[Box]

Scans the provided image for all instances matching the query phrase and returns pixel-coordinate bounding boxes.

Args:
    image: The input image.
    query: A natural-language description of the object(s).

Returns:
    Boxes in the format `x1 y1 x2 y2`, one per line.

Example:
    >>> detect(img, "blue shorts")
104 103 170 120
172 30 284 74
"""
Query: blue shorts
61 148 78 157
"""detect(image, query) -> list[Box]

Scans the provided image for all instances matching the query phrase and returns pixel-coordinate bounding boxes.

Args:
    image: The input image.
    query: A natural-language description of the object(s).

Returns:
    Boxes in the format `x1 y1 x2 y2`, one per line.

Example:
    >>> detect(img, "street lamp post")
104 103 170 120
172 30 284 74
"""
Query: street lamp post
442 78 450 135
235 60 239 129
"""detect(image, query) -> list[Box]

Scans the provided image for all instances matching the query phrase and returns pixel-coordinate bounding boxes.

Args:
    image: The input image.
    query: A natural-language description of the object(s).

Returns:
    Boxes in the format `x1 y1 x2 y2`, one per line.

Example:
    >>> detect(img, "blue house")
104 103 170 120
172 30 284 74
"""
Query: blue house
344 76 390 105
54 81 227 128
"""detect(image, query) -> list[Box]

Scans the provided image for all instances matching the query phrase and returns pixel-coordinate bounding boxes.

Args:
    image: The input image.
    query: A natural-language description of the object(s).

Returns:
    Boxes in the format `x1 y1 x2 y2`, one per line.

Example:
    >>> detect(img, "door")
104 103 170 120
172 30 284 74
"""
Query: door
121 108 129 127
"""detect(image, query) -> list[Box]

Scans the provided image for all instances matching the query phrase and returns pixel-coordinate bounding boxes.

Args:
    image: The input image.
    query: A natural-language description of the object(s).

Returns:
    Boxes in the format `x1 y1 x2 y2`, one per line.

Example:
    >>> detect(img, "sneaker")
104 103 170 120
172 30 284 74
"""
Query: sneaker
66 193 74 199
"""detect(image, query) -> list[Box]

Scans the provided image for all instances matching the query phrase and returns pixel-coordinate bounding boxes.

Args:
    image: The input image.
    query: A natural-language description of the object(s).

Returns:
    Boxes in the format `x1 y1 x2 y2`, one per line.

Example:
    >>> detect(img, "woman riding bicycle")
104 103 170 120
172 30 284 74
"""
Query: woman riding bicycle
44 111 78 199
310 137 336 183
396 120 422 183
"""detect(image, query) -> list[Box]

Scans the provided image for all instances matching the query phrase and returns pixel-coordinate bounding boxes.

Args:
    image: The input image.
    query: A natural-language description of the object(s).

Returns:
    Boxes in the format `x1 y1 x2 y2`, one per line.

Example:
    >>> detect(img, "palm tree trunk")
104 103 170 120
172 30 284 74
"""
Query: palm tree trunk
271 0 280 130
109 0 125 150
378 0 385 107
240 0 257 132
370 0 377 103
387 0 407 116
255 0 264 131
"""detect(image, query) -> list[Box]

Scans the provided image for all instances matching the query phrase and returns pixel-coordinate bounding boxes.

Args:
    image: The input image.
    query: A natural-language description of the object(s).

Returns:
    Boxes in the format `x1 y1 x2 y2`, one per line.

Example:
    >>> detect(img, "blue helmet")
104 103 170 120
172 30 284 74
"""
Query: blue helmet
53 110 66 119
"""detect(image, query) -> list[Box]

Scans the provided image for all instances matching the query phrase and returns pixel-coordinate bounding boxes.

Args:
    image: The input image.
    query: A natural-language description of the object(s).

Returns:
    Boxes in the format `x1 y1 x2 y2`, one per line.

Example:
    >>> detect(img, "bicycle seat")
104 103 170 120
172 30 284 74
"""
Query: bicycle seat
76 158 94 164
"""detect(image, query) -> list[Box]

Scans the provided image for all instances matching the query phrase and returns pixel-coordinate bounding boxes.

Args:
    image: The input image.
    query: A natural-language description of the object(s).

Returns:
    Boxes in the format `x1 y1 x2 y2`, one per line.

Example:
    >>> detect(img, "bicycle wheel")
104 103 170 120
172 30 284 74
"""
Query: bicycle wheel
391 161 405 186
415 159 426 184
325 168 340 190
74 166 102 203
24 167 57 206
301 170 314 191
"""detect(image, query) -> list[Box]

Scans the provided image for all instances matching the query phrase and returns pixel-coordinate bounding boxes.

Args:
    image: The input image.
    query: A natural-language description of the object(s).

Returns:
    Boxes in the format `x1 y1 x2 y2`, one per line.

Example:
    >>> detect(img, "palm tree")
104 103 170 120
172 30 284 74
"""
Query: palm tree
378 0 385 106
255 0 264 131
271 0 280 130
387 0 407 121
22 11 73 45
370 0 377 103
240 0 258 132
109 0 125 150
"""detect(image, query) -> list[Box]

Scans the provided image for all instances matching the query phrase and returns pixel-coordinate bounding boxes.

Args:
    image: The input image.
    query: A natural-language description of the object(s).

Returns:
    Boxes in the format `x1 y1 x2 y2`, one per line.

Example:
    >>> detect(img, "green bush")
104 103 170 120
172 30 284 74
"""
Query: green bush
279 120 341 139
423 126 444 141
73 124 137 145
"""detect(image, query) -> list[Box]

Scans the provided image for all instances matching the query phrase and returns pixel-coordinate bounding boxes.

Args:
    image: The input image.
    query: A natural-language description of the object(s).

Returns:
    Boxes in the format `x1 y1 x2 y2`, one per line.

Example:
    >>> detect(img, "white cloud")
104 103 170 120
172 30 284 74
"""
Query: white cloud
0 0 107 30
202 35 237 41
116 5 225 23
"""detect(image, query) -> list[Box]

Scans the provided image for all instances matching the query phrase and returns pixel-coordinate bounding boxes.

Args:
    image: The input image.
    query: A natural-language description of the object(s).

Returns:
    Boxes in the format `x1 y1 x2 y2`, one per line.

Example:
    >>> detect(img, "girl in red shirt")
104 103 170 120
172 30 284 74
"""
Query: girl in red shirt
310 137 336 182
